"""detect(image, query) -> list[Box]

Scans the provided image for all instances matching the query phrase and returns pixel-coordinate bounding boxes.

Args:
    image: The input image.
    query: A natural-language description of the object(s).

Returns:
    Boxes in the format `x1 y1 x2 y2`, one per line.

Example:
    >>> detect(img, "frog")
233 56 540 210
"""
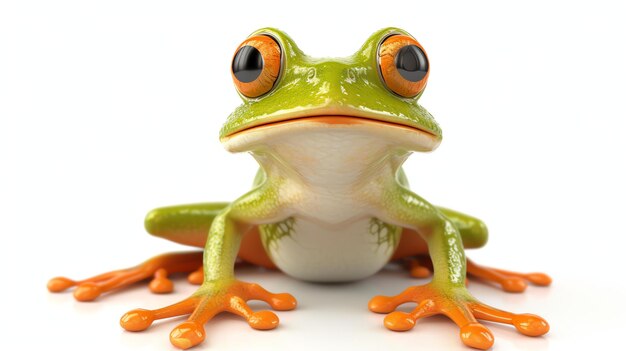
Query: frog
48 27 551 350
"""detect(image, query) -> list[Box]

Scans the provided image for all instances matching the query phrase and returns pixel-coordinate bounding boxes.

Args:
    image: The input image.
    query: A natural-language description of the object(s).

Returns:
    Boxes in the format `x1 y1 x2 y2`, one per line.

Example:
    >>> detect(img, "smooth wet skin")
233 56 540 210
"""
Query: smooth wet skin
49 27 551 350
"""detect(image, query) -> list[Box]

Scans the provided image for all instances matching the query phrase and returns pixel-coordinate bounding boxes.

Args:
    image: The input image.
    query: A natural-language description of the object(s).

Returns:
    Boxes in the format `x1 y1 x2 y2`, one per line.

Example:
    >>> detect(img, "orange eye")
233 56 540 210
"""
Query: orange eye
231 35 281 98
378 35 429 98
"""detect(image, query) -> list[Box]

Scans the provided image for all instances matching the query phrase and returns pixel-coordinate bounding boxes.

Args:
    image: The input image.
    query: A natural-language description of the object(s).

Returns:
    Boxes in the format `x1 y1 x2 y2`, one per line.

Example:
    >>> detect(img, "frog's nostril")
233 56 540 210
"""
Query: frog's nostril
306 68 316 81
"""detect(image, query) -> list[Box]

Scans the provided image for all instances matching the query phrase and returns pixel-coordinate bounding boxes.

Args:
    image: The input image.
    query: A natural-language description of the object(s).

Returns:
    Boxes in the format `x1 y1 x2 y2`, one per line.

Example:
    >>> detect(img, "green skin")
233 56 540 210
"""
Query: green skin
148 27 481 301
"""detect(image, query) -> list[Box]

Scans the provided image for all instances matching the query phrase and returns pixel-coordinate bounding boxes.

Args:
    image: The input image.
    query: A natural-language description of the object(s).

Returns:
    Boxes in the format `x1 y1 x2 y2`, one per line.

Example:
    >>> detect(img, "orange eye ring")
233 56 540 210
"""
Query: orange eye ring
378 34 429 98
231 35 282 98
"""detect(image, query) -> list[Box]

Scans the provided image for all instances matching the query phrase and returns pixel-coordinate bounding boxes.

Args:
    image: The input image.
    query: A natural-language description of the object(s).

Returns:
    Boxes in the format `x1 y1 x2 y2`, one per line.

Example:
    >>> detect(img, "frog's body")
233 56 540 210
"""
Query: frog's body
49 27 551 351
250 120 418 281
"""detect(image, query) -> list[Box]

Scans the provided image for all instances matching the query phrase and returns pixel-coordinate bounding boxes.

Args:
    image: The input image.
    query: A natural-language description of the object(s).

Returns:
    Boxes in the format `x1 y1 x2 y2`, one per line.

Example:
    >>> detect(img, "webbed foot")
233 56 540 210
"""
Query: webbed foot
47 251 203 301
466 258 552 293
369 283 549 350
120 280 296 349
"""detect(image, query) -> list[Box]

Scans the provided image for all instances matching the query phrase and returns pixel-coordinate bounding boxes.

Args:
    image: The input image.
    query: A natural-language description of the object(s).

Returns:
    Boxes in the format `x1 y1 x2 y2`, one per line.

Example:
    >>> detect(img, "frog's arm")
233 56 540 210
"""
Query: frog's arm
369 184 549 350
396 168 487 249
120 183 297 350
396 168 488 249
392 206 488 277
379 186 468 286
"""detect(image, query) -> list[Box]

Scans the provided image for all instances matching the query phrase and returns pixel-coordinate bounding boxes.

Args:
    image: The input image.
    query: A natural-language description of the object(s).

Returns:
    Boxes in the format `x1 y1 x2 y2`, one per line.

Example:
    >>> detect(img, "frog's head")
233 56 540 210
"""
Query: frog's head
220 27 442 153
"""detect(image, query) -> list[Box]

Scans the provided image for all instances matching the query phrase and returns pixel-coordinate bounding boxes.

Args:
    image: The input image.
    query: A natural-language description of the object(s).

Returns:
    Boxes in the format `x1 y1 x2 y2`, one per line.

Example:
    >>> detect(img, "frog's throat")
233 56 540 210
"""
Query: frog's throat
220 115 441 153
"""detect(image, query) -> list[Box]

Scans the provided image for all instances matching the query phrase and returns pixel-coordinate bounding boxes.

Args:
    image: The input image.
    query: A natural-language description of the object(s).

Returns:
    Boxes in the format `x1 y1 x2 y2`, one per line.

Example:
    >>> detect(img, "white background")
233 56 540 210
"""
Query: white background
1 0 625 350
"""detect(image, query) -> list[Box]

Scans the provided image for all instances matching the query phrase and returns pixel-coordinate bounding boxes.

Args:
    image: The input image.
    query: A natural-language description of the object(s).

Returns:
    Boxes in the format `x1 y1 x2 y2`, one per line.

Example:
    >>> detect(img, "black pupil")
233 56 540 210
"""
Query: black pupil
232 45 263 83
394 45 428 82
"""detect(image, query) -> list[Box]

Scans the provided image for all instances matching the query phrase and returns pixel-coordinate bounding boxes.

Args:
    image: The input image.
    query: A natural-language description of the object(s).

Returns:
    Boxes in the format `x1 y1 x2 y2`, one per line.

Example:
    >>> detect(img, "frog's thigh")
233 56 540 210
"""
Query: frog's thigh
146 202 275 273
437 206 488 249
48 202 233 300
145 202 230 247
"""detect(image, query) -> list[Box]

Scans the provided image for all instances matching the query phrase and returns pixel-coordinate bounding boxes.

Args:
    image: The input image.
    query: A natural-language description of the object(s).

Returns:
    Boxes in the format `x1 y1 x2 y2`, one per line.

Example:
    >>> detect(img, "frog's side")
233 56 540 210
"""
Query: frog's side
49 28 551 350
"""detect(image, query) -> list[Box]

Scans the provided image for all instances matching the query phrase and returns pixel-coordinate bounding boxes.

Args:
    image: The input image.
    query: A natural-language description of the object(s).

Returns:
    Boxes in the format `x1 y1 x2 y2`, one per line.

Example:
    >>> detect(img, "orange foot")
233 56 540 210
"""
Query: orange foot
403 256 552 293
120 280 297 349
369 283 549 350
47 251 203 301
466 258 552 293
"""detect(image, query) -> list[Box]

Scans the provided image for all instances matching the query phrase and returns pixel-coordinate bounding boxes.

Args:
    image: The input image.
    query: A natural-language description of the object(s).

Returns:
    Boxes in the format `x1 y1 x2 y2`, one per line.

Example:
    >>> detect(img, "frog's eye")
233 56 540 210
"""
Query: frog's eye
378 35 429 98
231 35 281 98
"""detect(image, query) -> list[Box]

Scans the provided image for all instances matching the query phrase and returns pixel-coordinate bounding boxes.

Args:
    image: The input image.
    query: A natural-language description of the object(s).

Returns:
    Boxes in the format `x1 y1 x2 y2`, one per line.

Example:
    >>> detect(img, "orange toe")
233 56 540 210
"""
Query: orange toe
406 257 432 279
248 311 279 330
47 277 76 292
149 268 174 293
384 311 416 331
523 273 552 286
268 293 297 311
170 321 205 350
245 283 297 311
368 295 398 314
149 277 174 293
120 309 154 331
460 323 495 350
501 277 528 293
411 266 431 279
512 314 550 336
383 299 435 332
187 267 204 285
74 282 102 301
470 301 549 339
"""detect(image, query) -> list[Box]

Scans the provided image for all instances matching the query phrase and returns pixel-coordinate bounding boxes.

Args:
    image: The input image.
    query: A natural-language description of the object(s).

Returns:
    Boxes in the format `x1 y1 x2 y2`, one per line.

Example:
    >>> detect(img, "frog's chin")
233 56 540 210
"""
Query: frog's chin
220 115 441 153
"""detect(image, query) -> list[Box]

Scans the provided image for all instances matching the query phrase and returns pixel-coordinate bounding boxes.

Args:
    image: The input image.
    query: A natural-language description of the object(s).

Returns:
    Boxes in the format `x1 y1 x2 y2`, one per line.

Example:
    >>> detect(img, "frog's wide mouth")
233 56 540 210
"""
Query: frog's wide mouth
221 113 441 153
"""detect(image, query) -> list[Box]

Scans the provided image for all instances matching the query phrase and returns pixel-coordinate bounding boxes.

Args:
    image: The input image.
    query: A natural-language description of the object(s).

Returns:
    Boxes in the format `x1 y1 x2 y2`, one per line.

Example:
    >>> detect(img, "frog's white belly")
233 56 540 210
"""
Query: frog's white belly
261 216 399 282
246 121 419 282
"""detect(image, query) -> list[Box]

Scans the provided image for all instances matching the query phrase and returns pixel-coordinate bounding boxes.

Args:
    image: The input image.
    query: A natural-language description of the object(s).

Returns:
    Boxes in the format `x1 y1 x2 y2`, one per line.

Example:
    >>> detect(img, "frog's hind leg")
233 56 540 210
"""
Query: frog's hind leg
399 255 551 293
395 206 551 293
438 206 551 292
48 202 229 301
48 251 204 301
466 258 551 293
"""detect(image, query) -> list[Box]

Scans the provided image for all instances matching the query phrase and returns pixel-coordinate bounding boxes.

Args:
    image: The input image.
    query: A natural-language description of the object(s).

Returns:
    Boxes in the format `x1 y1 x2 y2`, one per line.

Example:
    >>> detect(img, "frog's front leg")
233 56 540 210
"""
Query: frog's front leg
120 185 296 350
47 202 228 300
369 186 549 350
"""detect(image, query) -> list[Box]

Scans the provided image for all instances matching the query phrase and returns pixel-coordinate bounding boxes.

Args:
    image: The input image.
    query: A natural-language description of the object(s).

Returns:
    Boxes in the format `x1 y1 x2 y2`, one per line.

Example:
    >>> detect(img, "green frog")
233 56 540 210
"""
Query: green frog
49 27 551 350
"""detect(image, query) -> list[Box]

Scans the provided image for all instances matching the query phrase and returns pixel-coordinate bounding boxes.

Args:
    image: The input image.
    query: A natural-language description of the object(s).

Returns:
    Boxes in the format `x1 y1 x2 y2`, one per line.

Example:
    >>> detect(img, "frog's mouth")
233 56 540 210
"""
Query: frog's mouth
221 113 441 153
